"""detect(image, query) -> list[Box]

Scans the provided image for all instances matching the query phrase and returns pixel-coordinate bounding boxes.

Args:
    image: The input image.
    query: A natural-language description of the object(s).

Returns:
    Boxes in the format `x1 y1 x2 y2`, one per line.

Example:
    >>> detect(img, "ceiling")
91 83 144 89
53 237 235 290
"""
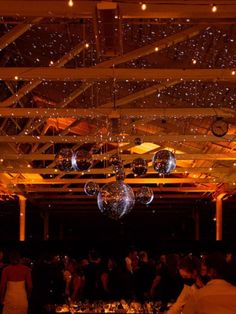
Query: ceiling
0 0 236 218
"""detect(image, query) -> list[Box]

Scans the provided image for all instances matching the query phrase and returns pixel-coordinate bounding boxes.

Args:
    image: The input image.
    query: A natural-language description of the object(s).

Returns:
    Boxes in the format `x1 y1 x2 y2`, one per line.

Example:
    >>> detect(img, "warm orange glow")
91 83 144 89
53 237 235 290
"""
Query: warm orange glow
19 195 26 241
47 118 96 135
130 142 159 154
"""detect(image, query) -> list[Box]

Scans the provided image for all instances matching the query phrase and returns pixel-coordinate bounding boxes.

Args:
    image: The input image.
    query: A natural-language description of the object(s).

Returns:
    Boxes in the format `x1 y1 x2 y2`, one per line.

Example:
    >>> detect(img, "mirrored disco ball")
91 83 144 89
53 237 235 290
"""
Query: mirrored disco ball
134 137 142 146
136 186 154 205
84 181 99 196
152 149 176 174
109 153 122 166
97 181 135 220
72 149 93 171
55 148 73 171
132 158 148 176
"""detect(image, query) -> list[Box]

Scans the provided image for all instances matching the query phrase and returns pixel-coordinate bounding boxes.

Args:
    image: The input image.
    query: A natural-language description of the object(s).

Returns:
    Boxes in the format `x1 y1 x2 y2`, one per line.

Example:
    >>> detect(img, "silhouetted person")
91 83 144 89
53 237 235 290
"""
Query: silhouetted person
0 250 32 314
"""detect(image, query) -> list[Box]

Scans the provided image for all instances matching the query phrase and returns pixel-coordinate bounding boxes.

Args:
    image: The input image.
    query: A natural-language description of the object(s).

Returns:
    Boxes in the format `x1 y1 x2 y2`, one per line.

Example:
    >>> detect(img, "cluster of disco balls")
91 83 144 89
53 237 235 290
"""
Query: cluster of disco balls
54 148 93 172
56 147 176 221
94 181 154 220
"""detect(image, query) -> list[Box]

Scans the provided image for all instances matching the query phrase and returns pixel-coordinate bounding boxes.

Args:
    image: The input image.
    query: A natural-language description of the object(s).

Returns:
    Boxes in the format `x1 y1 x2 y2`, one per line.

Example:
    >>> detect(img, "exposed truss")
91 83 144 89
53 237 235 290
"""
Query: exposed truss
0 0 236 219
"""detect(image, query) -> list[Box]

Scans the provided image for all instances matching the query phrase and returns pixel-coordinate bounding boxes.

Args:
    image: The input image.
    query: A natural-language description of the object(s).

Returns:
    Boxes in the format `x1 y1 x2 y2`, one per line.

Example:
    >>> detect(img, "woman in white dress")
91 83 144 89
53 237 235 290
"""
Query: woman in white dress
0 251 32 314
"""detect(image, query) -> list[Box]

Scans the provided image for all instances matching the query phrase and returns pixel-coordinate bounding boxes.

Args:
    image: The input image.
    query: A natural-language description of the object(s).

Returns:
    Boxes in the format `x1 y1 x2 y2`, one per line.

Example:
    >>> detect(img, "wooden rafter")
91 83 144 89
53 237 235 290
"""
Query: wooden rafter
0 17 42 50
0 134 234 143
1 153 236 161
0 42 86 107
0 1 236 19
0 107 233 118
1 68 236 81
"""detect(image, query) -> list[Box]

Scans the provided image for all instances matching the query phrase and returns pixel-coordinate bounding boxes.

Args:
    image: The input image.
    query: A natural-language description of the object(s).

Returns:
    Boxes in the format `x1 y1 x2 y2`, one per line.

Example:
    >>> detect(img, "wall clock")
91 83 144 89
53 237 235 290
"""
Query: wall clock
211 118 228 137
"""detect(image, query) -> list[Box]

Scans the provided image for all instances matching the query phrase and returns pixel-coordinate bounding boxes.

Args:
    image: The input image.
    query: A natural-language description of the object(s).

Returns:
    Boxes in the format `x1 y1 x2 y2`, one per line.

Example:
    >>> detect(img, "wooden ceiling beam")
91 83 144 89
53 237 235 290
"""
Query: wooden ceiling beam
1 68 235 81
0 107 234 118
0 17 42 50
10 177 222 184
0 166 233 175
97 25 205 68
0 42 86 107
0 134 234 143
0 1 236 19
55 26 202 109
1 153 236 161
101 81 180 108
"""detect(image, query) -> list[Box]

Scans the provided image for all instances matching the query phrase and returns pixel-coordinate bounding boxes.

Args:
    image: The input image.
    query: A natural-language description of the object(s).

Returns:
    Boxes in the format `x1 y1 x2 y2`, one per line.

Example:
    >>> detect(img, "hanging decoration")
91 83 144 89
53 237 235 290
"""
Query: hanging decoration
115 167 126 181
109 153 122 166
134 137 142 146
136 186 154 205
54 148 73 171
84 181 100 196
97 181 135 220
152 149 176 175
132 158 148 176
72 149 93 171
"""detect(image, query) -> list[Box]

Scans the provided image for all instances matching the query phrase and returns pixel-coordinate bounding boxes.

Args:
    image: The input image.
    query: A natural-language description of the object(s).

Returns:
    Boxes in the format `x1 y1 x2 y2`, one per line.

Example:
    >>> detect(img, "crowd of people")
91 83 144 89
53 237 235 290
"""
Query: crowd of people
0 248 236 313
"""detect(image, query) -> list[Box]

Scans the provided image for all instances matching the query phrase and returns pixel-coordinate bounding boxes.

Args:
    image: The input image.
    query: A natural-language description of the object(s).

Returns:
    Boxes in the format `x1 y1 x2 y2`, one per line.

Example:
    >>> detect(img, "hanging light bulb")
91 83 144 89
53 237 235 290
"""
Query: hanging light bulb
141 3 147 11
68 0 74 7
211 4 217 13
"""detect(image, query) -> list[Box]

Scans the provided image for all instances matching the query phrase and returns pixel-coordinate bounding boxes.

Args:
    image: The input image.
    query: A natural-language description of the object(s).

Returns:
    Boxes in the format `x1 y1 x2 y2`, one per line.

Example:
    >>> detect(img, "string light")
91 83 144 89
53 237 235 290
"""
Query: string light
85 43 89 48
68 0 74 7
141 3 147 11
211 4 217 13
192 59 197 64
231 70 235 75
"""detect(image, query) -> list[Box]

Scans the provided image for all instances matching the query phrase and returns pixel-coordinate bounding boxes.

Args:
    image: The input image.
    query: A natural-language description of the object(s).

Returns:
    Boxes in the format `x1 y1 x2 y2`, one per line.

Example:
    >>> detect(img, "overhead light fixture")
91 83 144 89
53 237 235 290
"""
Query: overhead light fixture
211 4 217 13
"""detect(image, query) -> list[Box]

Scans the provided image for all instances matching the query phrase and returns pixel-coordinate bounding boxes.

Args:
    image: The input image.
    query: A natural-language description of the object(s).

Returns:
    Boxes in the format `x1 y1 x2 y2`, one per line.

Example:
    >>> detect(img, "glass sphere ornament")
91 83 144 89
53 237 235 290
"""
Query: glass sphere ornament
84 181 99 196
134 137 142 145
72 149 93 171
109 153 122 166
132 158 148 176
136 186 154 205
152 149 176 175
97 181 135 220
55 148 73 171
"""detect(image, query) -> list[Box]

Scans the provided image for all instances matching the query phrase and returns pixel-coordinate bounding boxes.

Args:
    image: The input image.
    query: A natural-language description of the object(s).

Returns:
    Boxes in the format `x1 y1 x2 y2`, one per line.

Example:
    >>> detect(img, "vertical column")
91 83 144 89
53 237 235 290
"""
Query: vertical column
216 194 225 241
19 195 26 241
43 211 49 240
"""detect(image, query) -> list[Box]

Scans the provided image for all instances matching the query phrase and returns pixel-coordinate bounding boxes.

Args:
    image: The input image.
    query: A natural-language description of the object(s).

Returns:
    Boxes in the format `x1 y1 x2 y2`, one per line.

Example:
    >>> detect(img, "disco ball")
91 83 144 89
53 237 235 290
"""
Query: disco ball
134 137 142 146
55 148 73 171
136 186 154 205
152 149 176 175
84 181 99 196
109 153 122 166
132 158 148 176
72 149 93 171
97 181 135 220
